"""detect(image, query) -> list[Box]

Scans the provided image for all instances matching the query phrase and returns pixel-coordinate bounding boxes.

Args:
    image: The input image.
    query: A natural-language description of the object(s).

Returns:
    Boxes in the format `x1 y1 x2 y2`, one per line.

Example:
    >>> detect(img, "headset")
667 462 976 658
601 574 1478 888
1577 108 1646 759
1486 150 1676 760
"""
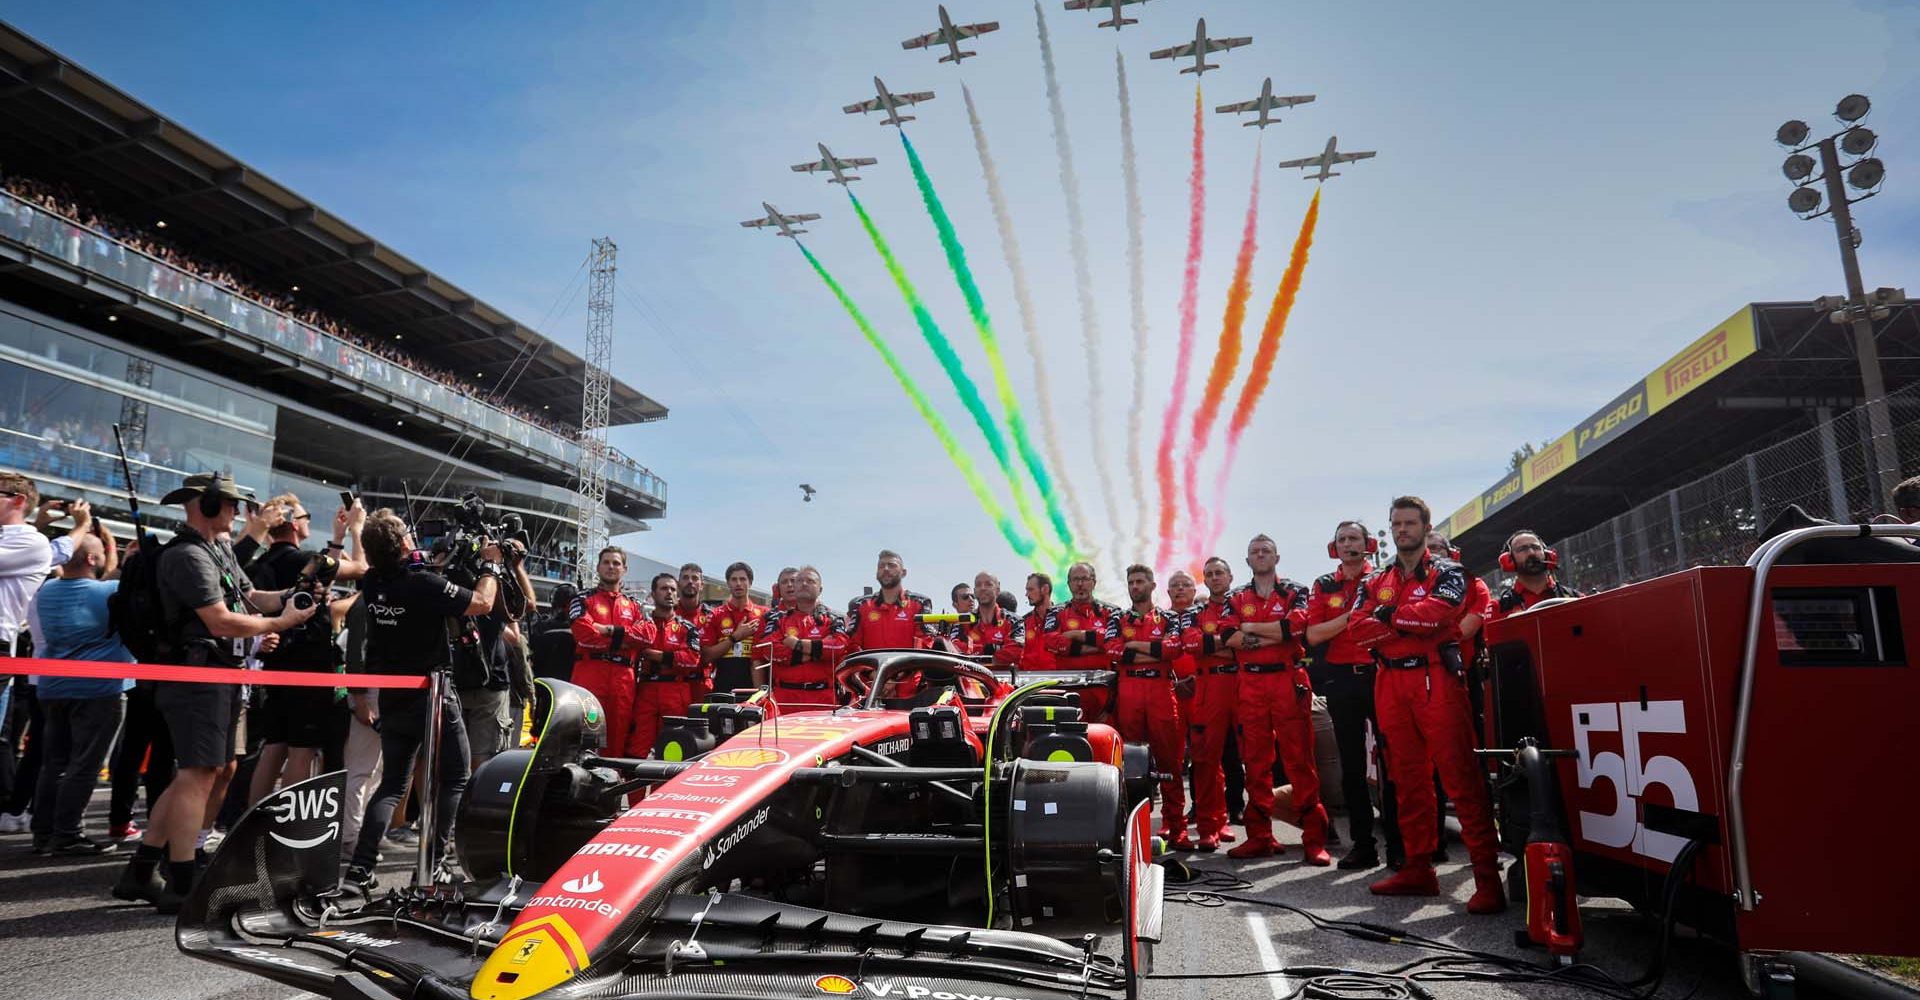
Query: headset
1499 529 1559 572
1328 520 1378 559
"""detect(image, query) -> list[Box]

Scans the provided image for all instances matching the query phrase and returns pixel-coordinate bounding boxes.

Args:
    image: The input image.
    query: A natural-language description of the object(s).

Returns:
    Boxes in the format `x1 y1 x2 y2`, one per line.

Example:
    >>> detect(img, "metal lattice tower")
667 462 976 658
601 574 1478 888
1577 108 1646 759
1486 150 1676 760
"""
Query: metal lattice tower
573 237 616 586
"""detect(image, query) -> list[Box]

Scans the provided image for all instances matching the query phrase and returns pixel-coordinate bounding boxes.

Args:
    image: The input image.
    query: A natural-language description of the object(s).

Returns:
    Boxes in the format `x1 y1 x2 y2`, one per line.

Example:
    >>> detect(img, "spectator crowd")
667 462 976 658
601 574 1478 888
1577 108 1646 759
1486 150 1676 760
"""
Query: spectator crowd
0 173 628 450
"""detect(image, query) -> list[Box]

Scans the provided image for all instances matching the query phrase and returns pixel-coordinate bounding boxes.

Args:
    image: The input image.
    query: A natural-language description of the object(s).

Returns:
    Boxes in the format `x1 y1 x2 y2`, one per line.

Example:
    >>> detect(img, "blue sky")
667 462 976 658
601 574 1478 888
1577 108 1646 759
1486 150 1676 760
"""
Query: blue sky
10 0 1918 601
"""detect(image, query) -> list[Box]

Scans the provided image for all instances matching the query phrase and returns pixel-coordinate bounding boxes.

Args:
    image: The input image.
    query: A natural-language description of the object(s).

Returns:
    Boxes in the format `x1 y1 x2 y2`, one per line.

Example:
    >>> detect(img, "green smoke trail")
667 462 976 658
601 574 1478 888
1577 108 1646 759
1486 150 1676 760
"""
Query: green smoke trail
797 242 1038 561
898 131 1075 559
847 191 1065 565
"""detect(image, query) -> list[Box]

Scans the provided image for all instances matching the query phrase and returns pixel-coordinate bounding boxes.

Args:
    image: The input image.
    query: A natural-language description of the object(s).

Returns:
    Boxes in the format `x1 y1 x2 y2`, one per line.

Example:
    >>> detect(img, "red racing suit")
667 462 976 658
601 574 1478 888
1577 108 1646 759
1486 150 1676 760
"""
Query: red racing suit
1485 576 1577 624
1229 579 1330 853
758 603 849 709
1176 594 1239 840
1104 605 1187 839
700 598 768 695
1041 598 1119 722
634 612 704 758
1015 605 1058 671
841 591 939 653
946 607 1025 666
674 599 716 700
1345 555 1500 870
569 586 657 757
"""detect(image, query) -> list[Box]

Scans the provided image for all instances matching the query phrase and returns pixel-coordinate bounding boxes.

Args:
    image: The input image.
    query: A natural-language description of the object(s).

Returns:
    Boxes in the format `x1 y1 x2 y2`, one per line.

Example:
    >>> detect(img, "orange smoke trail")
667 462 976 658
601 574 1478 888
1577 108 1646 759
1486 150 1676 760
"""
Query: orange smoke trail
1179 143 1261 564
1153 85 1205 575
1203 188 1320 558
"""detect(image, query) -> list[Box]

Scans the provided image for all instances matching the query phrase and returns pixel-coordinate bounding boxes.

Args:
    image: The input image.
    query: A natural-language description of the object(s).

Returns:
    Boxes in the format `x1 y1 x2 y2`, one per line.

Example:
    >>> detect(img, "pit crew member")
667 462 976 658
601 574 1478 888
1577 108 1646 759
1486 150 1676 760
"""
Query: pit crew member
1486 530 1579 624
634 573 704 757
759 565 848 708
841 549 939 653
1177 556 1245 851
569 546 656 758
1104 564 1189 847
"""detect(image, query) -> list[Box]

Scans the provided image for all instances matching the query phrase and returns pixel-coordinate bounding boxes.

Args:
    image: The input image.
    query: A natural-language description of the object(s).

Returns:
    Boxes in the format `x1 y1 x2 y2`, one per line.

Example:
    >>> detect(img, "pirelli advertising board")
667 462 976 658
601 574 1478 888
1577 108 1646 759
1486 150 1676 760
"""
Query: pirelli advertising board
1437 305 1756 541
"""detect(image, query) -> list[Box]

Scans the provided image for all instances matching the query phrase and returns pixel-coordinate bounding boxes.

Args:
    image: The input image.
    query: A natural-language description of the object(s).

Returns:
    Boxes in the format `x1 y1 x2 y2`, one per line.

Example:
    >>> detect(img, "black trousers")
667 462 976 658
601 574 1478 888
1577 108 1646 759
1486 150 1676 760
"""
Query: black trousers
110 682 175 827
349 689 470 871
1318 663 1403 854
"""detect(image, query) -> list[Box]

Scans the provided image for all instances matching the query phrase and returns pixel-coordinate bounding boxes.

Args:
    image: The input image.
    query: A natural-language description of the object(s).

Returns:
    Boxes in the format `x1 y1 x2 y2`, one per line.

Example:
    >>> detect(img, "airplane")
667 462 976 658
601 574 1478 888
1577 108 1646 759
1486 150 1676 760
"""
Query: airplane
1275 136 1378 182
791 143 879 185
843 76 936 127
1148 18 1250 75
799 483 817 503
1064 0 1151 31
901 5 1000 63
739 202 821 239
1215 77 1315 129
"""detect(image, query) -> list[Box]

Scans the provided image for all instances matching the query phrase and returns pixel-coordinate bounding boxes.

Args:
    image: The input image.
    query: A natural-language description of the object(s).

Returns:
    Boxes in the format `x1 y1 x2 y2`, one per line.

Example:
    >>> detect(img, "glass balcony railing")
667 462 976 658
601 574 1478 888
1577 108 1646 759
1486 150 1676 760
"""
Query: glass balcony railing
0 190 666 506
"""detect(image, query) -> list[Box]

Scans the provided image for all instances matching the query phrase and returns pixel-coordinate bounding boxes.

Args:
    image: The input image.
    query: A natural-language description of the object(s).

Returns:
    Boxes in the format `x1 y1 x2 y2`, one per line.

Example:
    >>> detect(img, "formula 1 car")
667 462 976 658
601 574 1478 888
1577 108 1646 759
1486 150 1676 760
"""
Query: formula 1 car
179 649 1163 1000
1480 518 1920 993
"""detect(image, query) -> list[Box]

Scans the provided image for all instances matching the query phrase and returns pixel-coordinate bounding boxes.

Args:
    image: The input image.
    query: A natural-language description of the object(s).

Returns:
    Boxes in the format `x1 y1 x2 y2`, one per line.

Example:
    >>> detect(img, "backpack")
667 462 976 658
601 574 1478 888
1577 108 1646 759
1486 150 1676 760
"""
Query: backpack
109 531 189 663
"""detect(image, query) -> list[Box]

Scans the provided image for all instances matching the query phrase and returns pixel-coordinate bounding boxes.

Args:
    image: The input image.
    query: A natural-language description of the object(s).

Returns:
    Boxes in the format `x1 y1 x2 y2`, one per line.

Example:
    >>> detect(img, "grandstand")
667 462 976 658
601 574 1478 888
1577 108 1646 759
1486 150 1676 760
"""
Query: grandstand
1436 299 1920 590
0 22 666 594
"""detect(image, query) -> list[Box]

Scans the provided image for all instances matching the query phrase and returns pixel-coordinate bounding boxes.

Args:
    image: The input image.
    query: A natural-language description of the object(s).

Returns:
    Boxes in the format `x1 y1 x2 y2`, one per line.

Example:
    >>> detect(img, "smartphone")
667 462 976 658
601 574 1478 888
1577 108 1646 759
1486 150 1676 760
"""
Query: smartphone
340 490 357 510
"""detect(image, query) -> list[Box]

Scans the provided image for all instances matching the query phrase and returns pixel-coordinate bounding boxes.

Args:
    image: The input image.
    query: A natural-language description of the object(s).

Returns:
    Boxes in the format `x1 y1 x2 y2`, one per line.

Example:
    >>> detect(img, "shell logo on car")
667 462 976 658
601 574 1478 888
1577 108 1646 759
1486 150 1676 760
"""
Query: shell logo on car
814 975 859 994
703 747 789 769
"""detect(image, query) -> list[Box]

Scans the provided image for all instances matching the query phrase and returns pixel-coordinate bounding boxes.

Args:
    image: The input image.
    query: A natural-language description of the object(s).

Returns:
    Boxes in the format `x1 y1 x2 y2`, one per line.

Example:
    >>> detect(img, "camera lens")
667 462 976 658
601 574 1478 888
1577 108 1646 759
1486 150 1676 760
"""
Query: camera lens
290 591 316 612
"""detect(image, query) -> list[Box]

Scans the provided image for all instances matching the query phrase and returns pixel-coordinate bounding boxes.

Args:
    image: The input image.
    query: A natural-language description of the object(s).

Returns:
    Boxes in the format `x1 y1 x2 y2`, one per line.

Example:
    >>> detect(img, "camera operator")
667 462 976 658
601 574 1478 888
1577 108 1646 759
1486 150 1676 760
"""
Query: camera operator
243 492 356 806
114 474 316 913
342 508 501 891
432 496 533 770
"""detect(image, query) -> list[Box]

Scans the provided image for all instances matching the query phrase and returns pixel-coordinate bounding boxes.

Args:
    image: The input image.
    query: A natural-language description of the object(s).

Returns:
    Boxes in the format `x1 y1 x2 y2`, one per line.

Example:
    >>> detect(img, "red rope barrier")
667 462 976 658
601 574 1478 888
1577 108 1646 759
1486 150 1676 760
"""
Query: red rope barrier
6 657 428 689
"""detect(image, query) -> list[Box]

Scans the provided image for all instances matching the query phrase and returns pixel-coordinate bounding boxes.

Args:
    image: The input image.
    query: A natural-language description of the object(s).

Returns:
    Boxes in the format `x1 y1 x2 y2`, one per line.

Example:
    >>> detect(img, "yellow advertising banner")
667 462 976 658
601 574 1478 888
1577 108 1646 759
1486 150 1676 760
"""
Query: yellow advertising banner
1447 496 1484 536
1647 305 1756 414
1520 430 1579 493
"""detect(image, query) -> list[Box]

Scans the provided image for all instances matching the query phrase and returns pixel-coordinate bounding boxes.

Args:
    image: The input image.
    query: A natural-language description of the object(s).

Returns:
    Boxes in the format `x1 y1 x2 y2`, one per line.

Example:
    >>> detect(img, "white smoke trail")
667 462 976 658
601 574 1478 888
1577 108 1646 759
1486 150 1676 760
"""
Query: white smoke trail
962 83 1091 564
1036 0 1124 576
1116 50 1151 563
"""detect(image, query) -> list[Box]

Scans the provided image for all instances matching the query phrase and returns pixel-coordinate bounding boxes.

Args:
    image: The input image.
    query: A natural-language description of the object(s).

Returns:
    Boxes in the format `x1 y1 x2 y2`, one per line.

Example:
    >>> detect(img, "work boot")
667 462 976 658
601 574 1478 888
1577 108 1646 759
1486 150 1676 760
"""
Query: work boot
1226 837 1280 860
1337 843 1380 870
1466 865 1508 915
113 863 166 904
1369 861 1440 896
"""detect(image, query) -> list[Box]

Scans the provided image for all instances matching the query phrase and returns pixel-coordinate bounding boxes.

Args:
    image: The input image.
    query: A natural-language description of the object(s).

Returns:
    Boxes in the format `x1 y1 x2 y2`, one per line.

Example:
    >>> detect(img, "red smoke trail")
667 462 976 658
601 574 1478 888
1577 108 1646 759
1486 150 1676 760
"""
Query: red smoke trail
1204 188 1320 559
1153 86 1205 574
1179 143 1261 564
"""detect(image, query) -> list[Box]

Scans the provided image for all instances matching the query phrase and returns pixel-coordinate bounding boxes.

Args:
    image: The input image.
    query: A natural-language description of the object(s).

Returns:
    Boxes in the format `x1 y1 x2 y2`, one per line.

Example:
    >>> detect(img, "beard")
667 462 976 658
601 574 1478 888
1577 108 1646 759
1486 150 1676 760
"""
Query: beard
1522 556 1547 575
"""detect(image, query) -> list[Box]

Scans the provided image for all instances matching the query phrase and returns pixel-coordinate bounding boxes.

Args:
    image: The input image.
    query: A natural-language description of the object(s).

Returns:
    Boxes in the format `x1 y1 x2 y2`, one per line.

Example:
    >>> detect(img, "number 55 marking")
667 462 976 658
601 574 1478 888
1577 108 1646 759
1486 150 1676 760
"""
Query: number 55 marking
1570 700 1700 862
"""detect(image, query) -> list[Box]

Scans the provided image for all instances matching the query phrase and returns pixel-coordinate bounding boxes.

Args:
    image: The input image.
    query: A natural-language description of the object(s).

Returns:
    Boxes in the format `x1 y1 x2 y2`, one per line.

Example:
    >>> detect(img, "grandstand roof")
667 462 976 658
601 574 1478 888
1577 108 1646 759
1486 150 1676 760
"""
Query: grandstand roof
1437 299 1920 573
0 22 663 427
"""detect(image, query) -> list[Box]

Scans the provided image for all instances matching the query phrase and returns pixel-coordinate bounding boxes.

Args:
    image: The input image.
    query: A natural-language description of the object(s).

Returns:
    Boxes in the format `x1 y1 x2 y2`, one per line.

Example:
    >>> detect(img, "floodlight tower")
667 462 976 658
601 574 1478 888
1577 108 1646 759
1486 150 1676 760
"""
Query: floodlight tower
1776 95 1908 512
573 237 616 586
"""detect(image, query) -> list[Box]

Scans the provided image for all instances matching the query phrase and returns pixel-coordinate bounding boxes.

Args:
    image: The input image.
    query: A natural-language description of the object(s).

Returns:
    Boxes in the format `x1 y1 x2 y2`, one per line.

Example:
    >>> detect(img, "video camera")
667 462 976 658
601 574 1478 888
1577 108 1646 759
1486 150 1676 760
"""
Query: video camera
417 492 530 616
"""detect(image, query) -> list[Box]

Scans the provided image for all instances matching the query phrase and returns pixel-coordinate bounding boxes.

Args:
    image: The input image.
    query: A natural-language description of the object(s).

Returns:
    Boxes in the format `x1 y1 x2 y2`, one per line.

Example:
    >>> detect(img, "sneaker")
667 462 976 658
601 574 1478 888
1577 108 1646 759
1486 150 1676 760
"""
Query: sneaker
1466 866 1508 915
113 865 166 904
108 822 139 843
1167 832 1197 852
1218 828 1238 844
1226 837 1280 860
200 830 225 853
1195 834 1220 853
341 865 379 894
1337 844 1381 870
1300 845 1334 867
53 834 115 856
0 810 29 834
385 826 420 847
31 835 51 855
1368 862 1440 897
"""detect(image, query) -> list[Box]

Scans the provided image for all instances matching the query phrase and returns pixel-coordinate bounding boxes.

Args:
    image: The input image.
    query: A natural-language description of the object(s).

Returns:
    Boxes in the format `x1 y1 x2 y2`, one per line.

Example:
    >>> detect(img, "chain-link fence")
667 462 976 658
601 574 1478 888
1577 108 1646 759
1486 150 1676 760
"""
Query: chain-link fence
1552 382 1920 592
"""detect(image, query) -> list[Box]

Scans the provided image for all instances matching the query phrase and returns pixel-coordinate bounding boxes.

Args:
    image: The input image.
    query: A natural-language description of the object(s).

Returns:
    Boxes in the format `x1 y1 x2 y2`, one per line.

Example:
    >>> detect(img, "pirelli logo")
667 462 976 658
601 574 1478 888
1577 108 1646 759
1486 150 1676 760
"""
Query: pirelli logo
1529 441 1568 480
1662 329 1728 397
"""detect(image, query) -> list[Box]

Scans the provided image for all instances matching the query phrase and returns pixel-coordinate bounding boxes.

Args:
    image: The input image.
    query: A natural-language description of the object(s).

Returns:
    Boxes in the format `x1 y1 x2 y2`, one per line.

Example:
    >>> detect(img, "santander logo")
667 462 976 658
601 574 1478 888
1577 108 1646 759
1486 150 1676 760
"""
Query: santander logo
561 870 604 895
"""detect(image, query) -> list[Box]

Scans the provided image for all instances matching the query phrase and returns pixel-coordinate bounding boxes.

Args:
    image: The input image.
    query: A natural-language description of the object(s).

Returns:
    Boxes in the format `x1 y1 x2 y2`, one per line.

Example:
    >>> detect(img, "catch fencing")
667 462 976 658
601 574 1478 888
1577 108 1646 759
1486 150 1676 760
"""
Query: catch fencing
1551 382 1920 592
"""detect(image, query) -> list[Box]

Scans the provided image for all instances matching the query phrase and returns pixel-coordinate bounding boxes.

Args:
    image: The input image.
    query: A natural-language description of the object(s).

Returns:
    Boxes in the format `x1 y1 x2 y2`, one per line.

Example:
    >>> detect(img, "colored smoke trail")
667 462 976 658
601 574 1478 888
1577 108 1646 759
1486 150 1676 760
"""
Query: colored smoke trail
1152 85 1206 574
1116 50 1152 562
900 130 1075 559
1203 188 1321 559
1036 0 1123 574
962 82 1091 563
1181 142 1262 565
847 191 1062 565
797 243 1036 559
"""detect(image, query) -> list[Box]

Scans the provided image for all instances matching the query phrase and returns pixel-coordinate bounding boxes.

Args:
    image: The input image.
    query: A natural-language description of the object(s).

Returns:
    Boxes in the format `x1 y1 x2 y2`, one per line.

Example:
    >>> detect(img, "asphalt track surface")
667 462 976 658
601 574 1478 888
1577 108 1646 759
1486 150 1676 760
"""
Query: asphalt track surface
0 794 1765 1000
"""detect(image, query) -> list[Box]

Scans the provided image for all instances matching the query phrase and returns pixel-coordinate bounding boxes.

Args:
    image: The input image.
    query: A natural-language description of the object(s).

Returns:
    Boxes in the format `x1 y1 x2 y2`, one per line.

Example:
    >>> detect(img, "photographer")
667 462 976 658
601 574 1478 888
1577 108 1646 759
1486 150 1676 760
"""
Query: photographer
114 473 316 913
243 492 354 806
342 508 500 891
431 495 532 770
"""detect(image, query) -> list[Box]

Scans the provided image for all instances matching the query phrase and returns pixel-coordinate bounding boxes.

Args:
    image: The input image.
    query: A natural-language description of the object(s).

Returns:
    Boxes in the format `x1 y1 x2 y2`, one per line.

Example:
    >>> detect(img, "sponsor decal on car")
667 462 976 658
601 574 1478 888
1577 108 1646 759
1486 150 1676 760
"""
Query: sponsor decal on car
525 893 623 919
574 842 675 862
703 806 769 869
560 870 604 894
221 946 316 972
647 791 730 805
264 785 340 849
866 737 911 756
312 929 399 949
683 772 739 786
597 825 690 838
813 978 1049 1000
703 747 788 769
623 807 713 822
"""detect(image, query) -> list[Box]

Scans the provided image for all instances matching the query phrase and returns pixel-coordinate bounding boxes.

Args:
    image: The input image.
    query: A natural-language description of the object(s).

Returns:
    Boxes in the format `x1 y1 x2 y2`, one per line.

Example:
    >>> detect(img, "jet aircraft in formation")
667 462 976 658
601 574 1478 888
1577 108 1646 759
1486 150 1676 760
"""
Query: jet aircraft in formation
901 4 1000 63
1149 18 1251 75
790 143 879 186
843 76 936 127
1275 136 1378 181
1215 77 1315 129
739 202 821 238
1063 0 1153 31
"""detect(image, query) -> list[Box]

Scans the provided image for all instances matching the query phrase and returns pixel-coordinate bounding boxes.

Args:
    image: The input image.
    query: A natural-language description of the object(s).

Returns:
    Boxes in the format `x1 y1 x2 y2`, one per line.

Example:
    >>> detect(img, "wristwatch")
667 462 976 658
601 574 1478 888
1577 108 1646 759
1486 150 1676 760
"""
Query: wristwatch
477 561 506 578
